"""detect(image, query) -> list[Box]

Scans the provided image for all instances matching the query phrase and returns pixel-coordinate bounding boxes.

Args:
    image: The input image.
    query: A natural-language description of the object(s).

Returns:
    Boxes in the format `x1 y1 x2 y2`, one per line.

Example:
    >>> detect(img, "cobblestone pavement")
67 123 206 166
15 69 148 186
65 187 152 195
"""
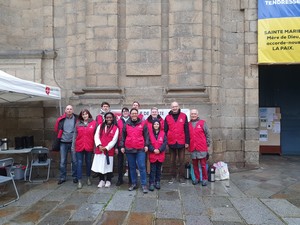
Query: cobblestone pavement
1 155 300 225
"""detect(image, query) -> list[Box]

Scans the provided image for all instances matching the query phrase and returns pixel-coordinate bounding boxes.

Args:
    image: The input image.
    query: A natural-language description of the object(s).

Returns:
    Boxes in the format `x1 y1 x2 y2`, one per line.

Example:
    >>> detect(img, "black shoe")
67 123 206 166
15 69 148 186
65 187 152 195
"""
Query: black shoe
73 178 78 183
128 184 137 191
116 180 124 186
58 179 66 185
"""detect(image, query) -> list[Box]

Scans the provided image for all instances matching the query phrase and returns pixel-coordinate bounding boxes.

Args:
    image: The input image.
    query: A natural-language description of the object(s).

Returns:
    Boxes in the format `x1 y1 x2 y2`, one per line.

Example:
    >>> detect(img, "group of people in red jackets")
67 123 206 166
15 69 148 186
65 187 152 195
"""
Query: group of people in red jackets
54 101 210 193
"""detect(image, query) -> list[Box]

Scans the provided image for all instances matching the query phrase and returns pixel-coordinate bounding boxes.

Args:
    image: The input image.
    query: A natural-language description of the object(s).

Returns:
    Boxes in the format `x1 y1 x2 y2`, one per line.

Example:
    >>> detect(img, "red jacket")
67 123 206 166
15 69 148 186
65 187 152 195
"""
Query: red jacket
54 113 78 138
95 125 118 156
165 112 187 145
124 120 147 150
146 115 164 133
117 117 127 146
96 114 104 125
189 120 208 152
74 120 97 152
148 130 166 163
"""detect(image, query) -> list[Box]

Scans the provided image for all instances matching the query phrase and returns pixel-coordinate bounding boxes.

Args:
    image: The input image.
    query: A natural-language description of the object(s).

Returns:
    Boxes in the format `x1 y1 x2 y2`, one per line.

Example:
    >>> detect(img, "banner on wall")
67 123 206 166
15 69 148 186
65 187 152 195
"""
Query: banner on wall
111 109 190 121
258 0 300 64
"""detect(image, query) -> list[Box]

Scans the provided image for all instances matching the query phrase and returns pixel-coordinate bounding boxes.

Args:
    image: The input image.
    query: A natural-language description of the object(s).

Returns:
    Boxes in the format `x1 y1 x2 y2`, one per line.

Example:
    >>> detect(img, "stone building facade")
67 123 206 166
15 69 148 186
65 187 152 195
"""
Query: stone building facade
0 0 259 169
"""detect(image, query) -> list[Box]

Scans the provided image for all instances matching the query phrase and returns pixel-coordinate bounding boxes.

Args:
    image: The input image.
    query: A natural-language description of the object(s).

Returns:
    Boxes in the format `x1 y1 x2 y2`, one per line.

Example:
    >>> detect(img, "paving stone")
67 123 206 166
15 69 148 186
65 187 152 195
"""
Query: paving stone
210 207 243 223
1 156 300 225
127 212 154 225
220 181 247 197
196 182 229 197
230 198 285 225
194 184 213 196
0 206 24 225
212 222 246 225
261 199 300 217
105 190 135 211
155 218 184 225
12 189 52 207
282 218 300 225
70 203 104 221
178 186 195 196
157 200 182 219
58 192 92 206
41 188 73 201
243 186 277 198
37 208 74 225
185 215 212 225
230 177 261 191
131 196 157 212
95 211 127 225
203 196 233 208
287 198 300 208
7 201 58 224
158 190 179 201
181 193 205 215
65 221 93 225
87 192 113 204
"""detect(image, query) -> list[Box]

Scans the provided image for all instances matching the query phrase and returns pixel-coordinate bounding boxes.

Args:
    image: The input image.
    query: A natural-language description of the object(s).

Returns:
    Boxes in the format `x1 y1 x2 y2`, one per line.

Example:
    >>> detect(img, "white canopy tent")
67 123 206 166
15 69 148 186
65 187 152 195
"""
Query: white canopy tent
0 70 62 114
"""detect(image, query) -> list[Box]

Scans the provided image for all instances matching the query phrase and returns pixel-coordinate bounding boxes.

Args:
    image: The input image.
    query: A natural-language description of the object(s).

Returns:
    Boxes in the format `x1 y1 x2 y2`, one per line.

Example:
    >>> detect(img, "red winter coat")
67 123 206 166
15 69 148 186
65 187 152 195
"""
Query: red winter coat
54 113 78 138
74 120 97 152
95 125 118 156
189 120 208 152
148 130 166 163
165 113 187 145
125 120 146 149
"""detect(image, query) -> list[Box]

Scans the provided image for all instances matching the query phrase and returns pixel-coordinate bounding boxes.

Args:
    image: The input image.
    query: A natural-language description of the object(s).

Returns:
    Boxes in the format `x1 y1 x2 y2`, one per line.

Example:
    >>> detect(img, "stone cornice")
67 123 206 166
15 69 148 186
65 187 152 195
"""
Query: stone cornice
0 50 57 59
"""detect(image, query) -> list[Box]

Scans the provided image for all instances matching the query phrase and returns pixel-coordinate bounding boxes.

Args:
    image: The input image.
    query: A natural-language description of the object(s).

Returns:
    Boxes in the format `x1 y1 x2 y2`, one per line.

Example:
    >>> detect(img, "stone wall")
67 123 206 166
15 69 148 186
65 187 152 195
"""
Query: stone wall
0 0 259 169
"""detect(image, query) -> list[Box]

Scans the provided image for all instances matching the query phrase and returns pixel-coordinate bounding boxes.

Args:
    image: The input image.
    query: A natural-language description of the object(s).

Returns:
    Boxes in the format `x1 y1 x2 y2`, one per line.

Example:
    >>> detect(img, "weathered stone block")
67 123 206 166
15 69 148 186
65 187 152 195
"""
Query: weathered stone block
126 63 161 76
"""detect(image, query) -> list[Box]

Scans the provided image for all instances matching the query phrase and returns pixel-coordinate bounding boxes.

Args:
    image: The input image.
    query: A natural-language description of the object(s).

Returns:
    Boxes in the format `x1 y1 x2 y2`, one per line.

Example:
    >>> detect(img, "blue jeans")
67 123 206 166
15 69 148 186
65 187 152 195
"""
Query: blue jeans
59 142 77 180
149 161 162 184
76 151 92 180
126 151 147 186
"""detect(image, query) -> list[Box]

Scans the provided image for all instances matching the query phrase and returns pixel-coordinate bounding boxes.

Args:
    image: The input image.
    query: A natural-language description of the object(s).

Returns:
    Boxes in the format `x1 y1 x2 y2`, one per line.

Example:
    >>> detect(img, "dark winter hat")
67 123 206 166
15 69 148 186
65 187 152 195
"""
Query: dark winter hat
152 118 161 129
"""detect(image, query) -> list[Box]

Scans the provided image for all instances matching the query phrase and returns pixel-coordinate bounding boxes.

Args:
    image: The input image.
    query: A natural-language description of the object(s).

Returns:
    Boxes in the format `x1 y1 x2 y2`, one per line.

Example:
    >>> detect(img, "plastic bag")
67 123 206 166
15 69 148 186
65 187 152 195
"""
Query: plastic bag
213 161 230 180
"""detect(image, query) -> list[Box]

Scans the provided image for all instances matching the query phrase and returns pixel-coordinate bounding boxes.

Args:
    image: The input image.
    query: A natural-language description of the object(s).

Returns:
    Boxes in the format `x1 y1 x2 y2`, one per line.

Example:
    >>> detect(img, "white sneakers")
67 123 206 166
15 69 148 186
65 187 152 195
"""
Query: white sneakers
98 180 111 188
105 181 111 188
97 180 105 188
